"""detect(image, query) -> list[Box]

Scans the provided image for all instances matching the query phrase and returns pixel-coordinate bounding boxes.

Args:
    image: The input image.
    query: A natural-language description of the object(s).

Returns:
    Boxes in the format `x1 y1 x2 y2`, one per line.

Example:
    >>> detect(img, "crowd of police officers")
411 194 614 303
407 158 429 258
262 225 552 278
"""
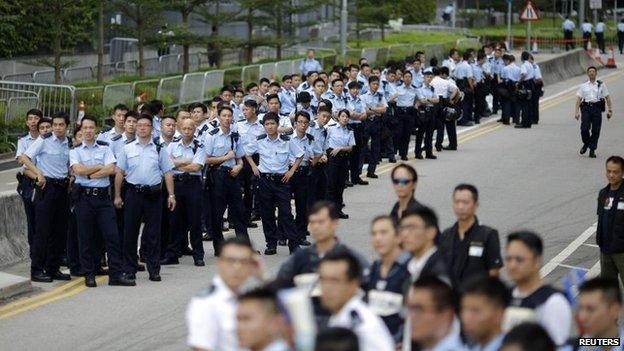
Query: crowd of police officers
13 45 624 351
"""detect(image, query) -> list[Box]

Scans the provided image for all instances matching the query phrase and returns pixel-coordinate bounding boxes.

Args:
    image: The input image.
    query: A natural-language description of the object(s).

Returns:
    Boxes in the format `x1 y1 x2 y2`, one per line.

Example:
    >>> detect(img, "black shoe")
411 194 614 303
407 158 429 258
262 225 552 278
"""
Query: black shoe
139 256 145 263
345 180 354 187
109 276 136 286
425 153 437 160
96 267 109 276
353 178 369 185
194 260 205 267
160 257 179 265
49 271 71 281
289 245 300 254
580 145 588 155
149 274 162 282
202 233 212 241
366 173 378 179
496 118 503 123
278 239 287 246
415 152 424 159
246 222 258 228
125 273 136 280
475 120 481 124
502 121 510 125
228 222 235 230
300 239 312 246
388 158 397 163
338 211 349 219
589 149 597 158
401 156 408 161
181 247 193 256
443 146 457 151
250 213 261 222
137 264 146 272
31 273 53 283
264 247 277 255
85 275 97 288
514 125 528 129
222 223 229 232
435 145 442 152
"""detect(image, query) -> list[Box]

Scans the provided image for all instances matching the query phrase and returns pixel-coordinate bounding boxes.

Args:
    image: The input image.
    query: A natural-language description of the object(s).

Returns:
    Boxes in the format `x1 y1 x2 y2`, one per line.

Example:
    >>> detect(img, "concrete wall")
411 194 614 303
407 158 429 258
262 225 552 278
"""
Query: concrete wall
0 191 29 268
539 49 600 86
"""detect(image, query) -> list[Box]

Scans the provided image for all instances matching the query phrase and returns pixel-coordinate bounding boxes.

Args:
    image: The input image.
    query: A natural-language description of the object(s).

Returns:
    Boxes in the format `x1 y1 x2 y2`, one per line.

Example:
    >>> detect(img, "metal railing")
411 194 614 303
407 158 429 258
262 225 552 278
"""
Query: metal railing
103 83 134 109
0 81 76 121
157 76 182 108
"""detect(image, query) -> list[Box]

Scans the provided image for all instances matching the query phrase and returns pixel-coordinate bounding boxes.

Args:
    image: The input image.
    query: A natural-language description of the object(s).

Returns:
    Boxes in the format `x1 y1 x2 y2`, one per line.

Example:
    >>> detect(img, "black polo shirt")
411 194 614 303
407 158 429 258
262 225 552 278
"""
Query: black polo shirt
439 218 503 285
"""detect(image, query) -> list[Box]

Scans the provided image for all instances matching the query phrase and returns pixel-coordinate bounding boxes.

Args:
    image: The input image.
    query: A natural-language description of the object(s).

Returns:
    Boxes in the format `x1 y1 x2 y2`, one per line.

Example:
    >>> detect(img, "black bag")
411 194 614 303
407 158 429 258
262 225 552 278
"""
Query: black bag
597 80 606 112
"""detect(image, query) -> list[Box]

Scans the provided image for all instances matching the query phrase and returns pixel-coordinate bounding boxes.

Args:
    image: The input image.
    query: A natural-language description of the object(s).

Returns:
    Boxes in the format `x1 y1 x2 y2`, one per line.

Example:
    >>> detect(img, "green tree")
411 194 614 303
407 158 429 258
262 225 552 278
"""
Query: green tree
0 0 39 58
168 0 206 74
397 0 435 24
114 0 166 77
357 0 394 42
196 0 241 68
237 0 272 64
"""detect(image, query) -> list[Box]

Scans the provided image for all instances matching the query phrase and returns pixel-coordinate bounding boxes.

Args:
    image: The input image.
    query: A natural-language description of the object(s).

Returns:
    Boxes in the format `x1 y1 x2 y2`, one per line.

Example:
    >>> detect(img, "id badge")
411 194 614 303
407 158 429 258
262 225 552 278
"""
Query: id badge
469 245 484 257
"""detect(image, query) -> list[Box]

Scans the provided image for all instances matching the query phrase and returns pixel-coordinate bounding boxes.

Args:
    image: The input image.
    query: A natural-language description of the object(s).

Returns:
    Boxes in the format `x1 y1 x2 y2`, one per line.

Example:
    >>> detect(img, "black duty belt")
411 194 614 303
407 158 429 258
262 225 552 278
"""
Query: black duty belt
173 173 201 182
126 183 162 194
213 166 233 173
45 177 69 187
294 166 310 174
81 186 110 197
260 173 285 182
326 148 350 157
396 106 415 112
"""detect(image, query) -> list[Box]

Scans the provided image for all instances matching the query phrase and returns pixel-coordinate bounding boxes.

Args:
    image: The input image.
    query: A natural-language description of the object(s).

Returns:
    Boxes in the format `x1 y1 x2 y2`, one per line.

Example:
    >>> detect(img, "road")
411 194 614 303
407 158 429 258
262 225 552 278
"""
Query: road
0 68 623 350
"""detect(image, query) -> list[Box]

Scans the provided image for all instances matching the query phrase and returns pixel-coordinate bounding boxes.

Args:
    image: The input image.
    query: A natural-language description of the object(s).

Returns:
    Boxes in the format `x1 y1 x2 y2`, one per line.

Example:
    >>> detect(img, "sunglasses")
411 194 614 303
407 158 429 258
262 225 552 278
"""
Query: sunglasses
392 177 413 186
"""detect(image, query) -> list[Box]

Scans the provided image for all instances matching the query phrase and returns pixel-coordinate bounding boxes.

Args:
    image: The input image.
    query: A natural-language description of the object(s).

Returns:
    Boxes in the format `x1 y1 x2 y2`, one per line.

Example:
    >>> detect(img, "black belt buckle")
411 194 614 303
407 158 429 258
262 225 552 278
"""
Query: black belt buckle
174 173 193 182
262 173 283 182
84 186 108 197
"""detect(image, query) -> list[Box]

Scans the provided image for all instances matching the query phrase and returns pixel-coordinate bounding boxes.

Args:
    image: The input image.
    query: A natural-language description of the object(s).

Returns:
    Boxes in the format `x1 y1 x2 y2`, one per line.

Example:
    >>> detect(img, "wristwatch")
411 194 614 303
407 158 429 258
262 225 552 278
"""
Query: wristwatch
169 194 175 198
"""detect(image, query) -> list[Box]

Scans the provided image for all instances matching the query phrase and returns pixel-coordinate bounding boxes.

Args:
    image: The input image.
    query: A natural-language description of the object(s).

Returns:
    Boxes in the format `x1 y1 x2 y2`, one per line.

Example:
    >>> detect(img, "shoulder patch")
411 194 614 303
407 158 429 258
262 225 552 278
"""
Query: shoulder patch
96 140 109 146
210 120 218 127
73 142 82 149
172 135 182 142
305 133 314 141
42 132 53 139
193 139 204 148
111 134 122 142
209 128 219 135
125 137 135 144
200 124 208 132
279 134 290 141
257 134 267 140
349 310 362 329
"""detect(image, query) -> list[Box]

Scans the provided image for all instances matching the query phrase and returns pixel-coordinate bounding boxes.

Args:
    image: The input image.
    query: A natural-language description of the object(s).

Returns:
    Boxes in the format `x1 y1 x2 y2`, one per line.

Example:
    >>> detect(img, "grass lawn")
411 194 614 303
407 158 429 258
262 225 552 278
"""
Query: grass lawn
351 31 465 48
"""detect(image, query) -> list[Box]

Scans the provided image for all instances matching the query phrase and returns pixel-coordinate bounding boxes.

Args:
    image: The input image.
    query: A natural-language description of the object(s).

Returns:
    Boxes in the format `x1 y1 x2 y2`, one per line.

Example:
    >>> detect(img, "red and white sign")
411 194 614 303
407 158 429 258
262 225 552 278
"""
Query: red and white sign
520 1 540 21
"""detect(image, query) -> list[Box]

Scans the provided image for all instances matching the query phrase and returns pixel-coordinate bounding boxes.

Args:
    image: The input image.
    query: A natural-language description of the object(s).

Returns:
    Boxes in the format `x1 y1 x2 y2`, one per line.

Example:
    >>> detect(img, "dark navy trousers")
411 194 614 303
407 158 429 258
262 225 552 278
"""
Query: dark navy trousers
32 181 69 275
166 177 205 260
258 175 298 251
581 105 603 151
209 168 249 253
123 187 162 276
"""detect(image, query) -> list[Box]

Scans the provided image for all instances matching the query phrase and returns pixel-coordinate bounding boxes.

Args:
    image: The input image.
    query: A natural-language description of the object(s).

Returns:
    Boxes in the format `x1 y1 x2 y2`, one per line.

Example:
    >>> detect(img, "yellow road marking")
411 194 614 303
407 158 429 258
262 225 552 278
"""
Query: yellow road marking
0 278 83 312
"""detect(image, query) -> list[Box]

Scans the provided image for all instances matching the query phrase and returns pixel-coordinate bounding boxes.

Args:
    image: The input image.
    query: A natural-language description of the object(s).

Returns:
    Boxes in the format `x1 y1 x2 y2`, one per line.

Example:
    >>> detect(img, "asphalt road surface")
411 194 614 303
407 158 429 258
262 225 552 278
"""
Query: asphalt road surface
1 68 623 350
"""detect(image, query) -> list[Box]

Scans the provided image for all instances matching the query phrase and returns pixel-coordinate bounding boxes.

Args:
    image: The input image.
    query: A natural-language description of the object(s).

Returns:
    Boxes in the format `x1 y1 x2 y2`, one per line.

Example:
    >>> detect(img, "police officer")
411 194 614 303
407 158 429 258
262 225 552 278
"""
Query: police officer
319 251 395 351
15 108 42 256
432 66 460 151
161 118 205 265
439 184 503 286
323 79 349 117
618 19 624 54
490 46 505 115
442 48 459 77
325 110 355 219
595 19 606 53
114 113 176 282
366 215 411 343
472 52 490 124
516 51 535 129
307 106 331 208
97 104 129 144
300 49 323 75
574 66 613 158
500 54 521 126
237 99 265 226
394 71 418 161
205 106 250 254
69 115 135 287
344 81 368 186
245 112 303 255
291 111 322 245
278 75 297 116
581 20 593 50
415 69 439 160
20 112 73 282
259 94 293 135
188 102 211 138
361 76 387 178
291 91 316 121
455 52 475 126
563 16 576 51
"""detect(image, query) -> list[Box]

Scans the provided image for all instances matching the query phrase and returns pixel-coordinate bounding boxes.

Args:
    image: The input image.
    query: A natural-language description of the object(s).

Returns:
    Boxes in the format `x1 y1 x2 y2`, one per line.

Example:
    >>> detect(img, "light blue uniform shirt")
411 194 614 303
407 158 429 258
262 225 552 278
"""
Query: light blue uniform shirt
299 58 322 75
520 60 535 80
323 91 349 114
24 132 70 179
307 121 328 153
291 133 321 166
325 124 355 150
236 118 265 152
167 138 205 176
381 80 396 101
533 63 543 80
96 128 122 144
204 128 244 169
245 134 304 174
412 69 424 88
356 73 370 94
15 132 38 159
110 133 133 160
595 22 606 33
563 19 575 31
490 57 504 76
278 87 297 115
395 83 419 107
454 61 474 80
69 140 116 187
581 22 593 33
152 115 162 138
417 84 436 104
347 93 366 124
360 90 388 116
116 138 174 186
472 63 485 83
501 63 521 82
467 333 505 351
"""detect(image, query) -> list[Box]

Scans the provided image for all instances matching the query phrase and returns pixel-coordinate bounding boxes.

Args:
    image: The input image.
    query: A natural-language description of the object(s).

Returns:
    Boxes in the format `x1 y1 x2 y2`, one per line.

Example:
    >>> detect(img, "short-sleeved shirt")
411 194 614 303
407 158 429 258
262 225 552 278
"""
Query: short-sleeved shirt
347 93 366 124
361 90 387 116
581 22 593 33
395 83 419 107
323 91 350 113
258 113 293 131
472 63 485 83
116 138 174 186
416 84 436 105
186 276 239 351
152 115 162 138
15 132 38 159
618 23 624 32
291 133 321 167
96 128 122 144
356 72 370 94
245 134 304 174
442 58 457 76
520 60 535 80
380 80 396 101
325 124 355 150
24 132 70 179
69 141 116 187
533 63 543 80
307 121 328 153
454 61 474 80
300 58 322 75
576 80 610 102
563 19 575 31
204 127 244 169
236 118 265 151
595 22 606 33
501 63 521 82
430 76 457 99
166 139 205 176
278 87 297 114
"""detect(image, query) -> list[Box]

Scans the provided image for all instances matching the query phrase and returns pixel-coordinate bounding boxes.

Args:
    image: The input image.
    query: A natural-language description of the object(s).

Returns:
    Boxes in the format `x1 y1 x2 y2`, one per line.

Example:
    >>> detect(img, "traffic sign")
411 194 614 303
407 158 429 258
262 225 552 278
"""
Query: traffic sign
589 0 602 10
520 1 539 21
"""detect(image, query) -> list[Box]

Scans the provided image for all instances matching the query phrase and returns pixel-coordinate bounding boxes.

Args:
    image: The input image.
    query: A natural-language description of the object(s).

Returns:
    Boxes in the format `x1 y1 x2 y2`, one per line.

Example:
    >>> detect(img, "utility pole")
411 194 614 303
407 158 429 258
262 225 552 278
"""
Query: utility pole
340 0 347 62
579 0 585 24
452 0 457 29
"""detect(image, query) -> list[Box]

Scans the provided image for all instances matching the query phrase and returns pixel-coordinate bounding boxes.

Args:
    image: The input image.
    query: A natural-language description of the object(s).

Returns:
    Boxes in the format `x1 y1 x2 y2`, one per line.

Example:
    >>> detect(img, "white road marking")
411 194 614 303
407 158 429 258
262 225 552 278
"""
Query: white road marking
586 260 601 278
582 243 599 248
540 222 597 277
557 263 589 271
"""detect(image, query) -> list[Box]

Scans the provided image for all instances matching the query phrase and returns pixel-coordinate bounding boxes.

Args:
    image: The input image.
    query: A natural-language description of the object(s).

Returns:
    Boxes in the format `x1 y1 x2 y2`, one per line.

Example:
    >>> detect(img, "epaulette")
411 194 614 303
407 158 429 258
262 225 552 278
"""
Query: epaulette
18 132 29 138
349 310 362 329
257 134 267 140
125 137 135 144
42 132 53 139
198 124 208 133
96 140 109 146
72 142 82 149
172 135 182 142
111 134 122 142
305 133 314 142
279 134 290 141
309 121 316 128
192 139 204 148
210 120 218 127
196 283 217 297
209 128 219 135
100 125 112 133
231 132 240 141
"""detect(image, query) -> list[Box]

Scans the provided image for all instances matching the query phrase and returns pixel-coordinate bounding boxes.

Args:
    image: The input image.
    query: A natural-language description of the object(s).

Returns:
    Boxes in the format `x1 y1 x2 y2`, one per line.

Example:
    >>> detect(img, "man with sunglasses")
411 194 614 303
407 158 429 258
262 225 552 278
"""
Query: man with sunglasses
439 184 502 286
505 231 572 347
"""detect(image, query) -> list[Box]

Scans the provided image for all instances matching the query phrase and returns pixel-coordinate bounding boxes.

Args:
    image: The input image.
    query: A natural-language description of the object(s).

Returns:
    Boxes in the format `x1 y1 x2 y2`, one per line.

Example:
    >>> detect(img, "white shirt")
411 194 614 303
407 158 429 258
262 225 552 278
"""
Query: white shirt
328 296 395 351
407 247 437 281
186 276 240 351
563 19 575 31
576 80 610 102
618 23 624 32
581 22 593 33
595 22 606 33
442 58 457 76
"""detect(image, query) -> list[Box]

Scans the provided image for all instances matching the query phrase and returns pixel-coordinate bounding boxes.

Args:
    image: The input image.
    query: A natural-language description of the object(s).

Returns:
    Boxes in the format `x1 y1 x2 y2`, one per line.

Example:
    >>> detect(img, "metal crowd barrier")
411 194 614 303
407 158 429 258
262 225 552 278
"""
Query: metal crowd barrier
0 81 76 121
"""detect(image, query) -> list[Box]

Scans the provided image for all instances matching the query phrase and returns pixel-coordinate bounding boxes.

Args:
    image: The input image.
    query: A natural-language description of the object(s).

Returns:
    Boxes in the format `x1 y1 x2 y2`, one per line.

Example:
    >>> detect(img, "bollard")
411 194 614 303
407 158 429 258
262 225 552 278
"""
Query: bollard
606 46 617 69
594 48 603 64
